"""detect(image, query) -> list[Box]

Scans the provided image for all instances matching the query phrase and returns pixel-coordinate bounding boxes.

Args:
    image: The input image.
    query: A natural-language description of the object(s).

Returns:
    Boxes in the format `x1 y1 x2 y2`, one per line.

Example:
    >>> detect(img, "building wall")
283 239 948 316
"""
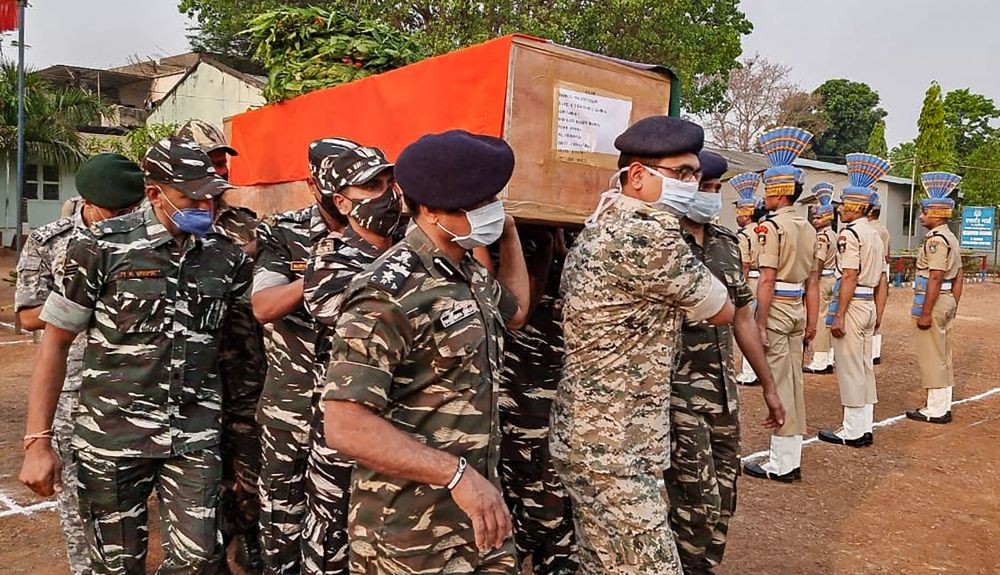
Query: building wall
147 62 264 130
1 159 78 247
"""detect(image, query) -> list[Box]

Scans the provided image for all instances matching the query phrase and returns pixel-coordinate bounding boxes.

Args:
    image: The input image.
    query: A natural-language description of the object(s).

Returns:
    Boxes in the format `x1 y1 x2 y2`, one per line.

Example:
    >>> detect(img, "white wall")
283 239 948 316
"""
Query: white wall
1 161 78 246
147 62 264 129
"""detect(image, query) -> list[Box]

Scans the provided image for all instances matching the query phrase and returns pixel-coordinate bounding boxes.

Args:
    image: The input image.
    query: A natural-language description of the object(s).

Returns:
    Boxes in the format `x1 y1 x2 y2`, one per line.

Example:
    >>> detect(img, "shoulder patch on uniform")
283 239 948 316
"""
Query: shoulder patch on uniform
837 235 847 253
368 248 416 296
313 237 338 257
29 217 74 244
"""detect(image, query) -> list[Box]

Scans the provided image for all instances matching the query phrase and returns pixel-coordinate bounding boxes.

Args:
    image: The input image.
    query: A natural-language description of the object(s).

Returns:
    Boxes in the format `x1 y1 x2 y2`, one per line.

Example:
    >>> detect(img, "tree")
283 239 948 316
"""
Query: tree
703 54 797 151
866 119 888 158
943 88 999 163
810 79 887 161
889 140 916 179
179 0 753 113
914 82 956 174
86 123 179 163
960 135 1000 207
0 62 106 166
774 91 828 158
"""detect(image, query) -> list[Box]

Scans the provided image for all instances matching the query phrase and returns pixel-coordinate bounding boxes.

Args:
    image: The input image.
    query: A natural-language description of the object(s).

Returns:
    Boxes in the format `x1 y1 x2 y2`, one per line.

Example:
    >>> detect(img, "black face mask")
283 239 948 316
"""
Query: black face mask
345 188 402 237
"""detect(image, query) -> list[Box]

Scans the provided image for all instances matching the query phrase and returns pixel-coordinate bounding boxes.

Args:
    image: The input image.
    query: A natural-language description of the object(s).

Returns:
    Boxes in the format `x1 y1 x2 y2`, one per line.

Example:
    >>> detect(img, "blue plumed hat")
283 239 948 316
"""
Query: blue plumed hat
920 172 961 218
812 182 835 220
730 171 761 216
842 153 890 209
758 127 813 197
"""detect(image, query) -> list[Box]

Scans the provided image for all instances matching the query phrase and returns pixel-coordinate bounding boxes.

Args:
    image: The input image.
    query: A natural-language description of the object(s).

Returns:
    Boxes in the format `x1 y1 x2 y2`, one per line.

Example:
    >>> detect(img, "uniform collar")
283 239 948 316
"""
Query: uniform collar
308 204 332 242
405 224 477 282
927 223 950 237
775 205 797 215
71 203 87 230
143 205 181 249
343 225 382 259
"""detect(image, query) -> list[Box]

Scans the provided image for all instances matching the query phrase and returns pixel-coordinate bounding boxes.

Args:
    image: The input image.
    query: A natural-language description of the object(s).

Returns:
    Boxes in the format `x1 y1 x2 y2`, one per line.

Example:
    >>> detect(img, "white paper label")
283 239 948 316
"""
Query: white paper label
555 88 633 155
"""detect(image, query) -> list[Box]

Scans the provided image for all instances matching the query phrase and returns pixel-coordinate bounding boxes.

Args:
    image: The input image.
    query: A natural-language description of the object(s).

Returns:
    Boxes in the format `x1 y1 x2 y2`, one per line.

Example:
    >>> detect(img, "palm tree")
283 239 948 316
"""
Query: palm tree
0 60 107 167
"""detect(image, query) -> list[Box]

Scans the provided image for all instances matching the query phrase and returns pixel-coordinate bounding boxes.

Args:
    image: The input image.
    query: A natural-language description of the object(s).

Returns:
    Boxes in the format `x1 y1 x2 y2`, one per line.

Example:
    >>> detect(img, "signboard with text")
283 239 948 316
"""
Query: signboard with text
960 206 996 250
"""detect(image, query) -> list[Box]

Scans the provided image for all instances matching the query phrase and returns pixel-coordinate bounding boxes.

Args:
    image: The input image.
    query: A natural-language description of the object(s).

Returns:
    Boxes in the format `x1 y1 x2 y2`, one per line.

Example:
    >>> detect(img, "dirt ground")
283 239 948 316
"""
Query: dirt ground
0 246 998 575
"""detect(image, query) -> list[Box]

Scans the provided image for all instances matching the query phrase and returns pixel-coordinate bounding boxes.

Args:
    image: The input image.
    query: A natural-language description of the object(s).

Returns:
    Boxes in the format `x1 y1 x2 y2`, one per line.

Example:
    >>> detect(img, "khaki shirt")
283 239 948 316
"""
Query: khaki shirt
756 206 816 283
814 226 837 272
916 224 961 280
835 218 884 288
870 218 891 263
737 222 759 270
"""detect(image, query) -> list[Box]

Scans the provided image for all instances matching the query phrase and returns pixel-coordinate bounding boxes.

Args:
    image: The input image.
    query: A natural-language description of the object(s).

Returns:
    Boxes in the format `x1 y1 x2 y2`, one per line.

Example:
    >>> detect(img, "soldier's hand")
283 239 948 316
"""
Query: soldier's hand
804 324 817 342
20 442 62 497
830 315 846 338
758 325 769 349
917 315 933 330
450 466 512 552
762 390 785 430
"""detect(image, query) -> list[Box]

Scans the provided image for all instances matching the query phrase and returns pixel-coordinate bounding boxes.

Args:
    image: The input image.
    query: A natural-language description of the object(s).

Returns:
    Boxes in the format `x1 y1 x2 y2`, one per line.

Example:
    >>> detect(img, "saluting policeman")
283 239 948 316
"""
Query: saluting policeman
803 183 838 374
743 127 819 483
906 172 964 424
817 154 890 447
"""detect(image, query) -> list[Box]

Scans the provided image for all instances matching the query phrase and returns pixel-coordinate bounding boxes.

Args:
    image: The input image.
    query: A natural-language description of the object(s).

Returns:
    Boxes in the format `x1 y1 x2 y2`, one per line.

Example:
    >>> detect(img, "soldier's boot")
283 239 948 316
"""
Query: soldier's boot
803 351 834 374
735 358 759 386
818 406 873 447
745 435 802 483
906 386 953 424
231 528 264 575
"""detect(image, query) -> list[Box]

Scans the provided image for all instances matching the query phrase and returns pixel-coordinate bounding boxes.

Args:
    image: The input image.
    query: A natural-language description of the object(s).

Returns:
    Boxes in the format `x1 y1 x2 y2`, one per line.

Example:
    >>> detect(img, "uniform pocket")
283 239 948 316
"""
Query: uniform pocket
430 314 486 386
114 278 167 333
191 276 230 332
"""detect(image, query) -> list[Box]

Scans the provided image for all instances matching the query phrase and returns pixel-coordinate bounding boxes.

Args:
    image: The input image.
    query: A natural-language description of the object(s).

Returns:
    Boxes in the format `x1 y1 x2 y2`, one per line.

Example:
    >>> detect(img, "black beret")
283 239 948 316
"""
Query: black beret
614 116 705 158
699 150 728 180
75 153 146 210
395 130 515 211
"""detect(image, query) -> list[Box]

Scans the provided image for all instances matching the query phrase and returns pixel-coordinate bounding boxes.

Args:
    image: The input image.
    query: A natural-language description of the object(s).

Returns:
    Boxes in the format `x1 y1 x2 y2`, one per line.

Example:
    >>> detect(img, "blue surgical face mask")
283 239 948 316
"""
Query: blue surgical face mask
645 166 699 216
687 191 722 223
438 200 506 249
162 190 214 237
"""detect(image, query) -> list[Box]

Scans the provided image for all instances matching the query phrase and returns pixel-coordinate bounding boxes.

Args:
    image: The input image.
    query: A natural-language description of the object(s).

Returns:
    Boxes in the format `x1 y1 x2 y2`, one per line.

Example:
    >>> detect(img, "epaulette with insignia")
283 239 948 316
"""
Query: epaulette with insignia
368 247 416 296
709 224 740 243
29 217 74 244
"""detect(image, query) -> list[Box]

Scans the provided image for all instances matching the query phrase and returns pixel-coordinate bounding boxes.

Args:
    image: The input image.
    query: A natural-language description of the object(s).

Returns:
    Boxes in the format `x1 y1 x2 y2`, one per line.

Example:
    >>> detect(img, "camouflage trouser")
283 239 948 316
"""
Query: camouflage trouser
498 450 577 575
220 376 264 558
76 447 223 575
301 398 353 575
663 407 740 575
552 462 682 575
53 391 92 575
350 538 518 575
258 424 310 575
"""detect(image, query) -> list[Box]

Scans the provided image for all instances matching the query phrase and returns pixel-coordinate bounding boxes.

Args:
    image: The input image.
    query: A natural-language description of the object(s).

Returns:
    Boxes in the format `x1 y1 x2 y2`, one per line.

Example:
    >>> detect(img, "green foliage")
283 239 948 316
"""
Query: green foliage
866 119 888 158
810 79 887 161
85 123 179 163
961 135 1000 207
244 6 428 103
179 0 753 113
914 82 956 174
889 140 916 179
943 88 999 163
0 61 106 167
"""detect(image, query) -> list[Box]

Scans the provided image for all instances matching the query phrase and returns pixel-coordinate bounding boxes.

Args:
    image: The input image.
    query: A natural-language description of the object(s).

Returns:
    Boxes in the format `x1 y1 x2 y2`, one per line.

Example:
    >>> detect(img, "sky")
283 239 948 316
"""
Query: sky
4 0 998 149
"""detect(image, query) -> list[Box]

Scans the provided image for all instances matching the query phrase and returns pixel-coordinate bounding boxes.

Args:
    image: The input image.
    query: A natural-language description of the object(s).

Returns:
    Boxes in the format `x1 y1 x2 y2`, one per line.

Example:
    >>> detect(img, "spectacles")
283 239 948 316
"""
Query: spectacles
643 164 702 183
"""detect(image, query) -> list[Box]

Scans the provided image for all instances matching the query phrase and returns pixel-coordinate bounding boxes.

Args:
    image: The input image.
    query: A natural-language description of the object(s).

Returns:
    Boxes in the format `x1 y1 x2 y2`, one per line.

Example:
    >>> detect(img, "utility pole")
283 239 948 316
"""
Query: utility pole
13 0 25 254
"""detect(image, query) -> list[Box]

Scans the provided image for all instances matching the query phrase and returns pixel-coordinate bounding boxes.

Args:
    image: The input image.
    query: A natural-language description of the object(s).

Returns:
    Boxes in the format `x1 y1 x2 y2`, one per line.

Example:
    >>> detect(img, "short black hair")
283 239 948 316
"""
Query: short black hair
790 181 805 202
617 153 657 185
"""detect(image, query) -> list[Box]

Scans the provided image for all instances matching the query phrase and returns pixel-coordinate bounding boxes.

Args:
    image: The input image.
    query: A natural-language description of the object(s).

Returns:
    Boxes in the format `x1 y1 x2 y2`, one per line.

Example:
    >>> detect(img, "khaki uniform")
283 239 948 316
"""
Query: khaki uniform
735 222 760 383
552 196 728 575
830 218 884 437
755 206 815 475
870 218 891 362
812 226 837 355
914 225 961 391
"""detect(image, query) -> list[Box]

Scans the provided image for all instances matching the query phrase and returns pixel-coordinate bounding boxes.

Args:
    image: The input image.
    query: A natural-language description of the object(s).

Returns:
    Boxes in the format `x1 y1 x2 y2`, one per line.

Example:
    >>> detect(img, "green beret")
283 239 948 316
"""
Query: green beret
75 153 146 210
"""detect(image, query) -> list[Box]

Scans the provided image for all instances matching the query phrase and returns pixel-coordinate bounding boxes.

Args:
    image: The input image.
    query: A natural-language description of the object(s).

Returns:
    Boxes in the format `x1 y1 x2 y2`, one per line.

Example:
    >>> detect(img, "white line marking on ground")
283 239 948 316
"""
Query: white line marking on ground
0 340 31 346
0 500 57 518
0 321 17 331
740 385 1000 463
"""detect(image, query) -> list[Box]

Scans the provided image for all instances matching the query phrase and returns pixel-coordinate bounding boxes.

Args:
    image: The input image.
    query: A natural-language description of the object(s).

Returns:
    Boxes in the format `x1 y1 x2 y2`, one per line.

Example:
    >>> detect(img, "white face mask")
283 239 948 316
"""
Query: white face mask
687 191 723 223
646 167 699 216
438 200 505 249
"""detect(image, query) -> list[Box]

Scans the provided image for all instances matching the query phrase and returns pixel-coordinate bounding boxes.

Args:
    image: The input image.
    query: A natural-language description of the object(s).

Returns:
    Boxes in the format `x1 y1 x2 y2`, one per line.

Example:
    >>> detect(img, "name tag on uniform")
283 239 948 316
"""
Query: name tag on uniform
440 301 478 329
290 260 307 272
115 269 164 280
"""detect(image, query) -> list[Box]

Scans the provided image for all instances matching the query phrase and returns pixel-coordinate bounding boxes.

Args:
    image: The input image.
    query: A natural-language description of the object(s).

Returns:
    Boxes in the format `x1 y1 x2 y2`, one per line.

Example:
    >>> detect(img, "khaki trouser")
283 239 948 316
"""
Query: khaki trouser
832 300 878 407
915 294 957 389
766 298 806 436
813 276 836 353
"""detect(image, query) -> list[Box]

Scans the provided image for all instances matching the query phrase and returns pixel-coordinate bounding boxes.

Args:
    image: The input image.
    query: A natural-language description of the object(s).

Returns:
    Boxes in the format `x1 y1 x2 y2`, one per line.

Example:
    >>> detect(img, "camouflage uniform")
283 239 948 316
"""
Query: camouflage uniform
299 227 383 575
254 205 335 575
550 196 728 575
498 236 577 575
323 225 519 574
215 202 269 558
14 210 91 575
665 225 753 574
39 206 253 574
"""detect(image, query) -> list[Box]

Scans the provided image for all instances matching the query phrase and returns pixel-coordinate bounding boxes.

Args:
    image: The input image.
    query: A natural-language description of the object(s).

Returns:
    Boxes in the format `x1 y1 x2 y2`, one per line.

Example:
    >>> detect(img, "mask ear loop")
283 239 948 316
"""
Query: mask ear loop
585 167 628 228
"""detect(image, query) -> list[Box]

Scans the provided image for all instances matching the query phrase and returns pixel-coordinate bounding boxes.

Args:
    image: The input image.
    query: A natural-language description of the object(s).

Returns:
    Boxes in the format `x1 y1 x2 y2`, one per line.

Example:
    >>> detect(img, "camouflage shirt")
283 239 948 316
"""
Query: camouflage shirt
324 224 518 554
14 209 87 392
39 206 253 457
215 202 260 253
672 224 754 415
303 226 383 328
550 196 729 475
253 205 336 433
